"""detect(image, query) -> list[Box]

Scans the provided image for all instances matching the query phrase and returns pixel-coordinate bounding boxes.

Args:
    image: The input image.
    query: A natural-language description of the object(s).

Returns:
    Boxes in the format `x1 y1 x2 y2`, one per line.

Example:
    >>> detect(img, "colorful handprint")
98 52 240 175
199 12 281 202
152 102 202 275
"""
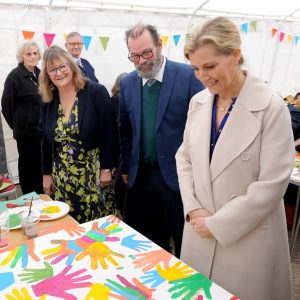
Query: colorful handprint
5 287 46 300
121 234 152 252
18 261 54 283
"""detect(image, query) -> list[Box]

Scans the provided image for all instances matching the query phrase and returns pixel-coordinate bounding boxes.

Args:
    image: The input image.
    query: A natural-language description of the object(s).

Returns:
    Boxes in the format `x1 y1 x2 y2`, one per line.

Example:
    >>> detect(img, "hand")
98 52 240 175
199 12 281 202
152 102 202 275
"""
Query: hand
75 241 125 270
121 234 152 252
31 265 92 299
140 269 165 288
133 249 172 272
106 214 121 224
42 175 53 195
84 283 112 300
42 239 82 265
105 274 155 299
5 287 46 300
157 261 195 281
188 208 212 220
1 240 40 268
168 273 212 300
18 261 54 283
100 169 112 188
121 174 128 184
39 220 85 237
190 217 214 239
0 174 4 187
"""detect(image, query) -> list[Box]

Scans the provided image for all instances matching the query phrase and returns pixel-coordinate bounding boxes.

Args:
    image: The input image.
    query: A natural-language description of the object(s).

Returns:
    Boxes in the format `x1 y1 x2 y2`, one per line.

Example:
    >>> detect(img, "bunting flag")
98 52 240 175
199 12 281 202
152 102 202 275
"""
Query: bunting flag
43 33 56 47
287 34 292 43
22 30 35 40
272 28 278 38
82 35 92 50
250 21 257 31
241 23 248 33
161 35 169 47
279 32 285 42
173 34 181 46
99 36 109 50
63 34 68 40
294 36 299 45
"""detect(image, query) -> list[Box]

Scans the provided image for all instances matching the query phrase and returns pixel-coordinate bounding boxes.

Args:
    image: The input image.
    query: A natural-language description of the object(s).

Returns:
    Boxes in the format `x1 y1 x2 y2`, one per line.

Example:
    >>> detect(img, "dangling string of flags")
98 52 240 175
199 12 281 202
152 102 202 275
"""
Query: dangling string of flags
20 20 300 50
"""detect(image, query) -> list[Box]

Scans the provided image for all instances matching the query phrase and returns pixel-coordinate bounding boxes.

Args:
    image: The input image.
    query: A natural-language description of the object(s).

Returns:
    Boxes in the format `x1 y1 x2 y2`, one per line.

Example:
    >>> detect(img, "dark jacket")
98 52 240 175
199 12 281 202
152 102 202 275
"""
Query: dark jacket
40 81 119 174
1 63 41 138
0 113 7 174
80 58 98 83
119 59 204 191
288 103 300 140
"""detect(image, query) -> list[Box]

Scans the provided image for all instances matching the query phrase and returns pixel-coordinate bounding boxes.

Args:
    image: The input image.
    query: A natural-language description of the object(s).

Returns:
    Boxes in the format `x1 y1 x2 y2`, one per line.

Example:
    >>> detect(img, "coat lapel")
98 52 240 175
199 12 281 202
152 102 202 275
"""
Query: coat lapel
130 73 142 140
191 92 215 211
156 60 175 131
210 96 260 182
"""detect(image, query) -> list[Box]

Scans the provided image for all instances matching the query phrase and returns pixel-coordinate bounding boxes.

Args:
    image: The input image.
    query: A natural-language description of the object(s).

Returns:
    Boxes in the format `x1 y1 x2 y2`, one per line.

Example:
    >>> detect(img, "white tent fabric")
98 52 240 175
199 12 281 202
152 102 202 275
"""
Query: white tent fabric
0 1 300 180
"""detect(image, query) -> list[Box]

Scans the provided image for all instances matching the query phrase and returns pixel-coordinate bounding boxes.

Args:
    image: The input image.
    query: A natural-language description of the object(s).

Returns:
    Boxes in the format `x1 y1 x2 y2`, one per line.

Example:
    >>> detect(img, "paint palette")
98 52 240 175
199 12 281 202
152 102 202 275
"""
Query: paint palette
7 200 69 229
38 200 70 221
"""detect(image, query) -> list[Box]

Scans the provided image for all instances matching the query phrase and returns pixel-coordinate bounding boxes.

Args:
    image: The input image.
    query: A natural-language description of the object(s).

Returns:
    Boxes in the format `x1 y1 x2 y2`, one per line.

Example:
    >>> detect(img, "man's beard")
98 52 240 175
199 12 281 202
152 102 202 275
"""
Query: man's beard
135 51 162 79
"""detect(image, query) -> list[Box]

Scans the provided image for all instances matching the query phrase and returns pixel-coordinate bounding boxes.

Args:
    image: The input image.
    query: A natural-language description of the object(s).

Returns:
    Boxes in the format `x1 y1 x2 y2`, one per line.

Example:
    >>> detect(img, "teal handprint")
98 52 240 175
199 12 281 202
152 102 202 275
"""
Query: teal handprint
169 273 212 300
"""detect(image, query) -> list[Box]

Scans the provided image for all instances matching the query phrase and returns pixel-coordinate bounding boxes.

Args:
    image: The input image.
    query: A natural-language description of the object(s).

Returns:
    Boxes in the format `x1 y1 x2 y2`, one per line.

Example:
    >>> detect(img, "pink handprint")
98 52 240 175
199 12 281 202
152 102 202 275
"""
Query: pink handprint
31 265 92 300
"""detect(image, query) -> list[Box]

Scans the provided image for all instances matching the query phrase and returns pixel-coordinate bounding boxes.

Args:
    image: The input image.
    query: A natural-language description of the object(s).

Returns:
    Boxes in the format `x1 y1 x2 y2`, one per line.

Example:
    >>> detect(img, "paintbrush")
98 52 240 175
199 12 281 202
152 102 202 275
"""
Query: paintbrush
28 196 34 217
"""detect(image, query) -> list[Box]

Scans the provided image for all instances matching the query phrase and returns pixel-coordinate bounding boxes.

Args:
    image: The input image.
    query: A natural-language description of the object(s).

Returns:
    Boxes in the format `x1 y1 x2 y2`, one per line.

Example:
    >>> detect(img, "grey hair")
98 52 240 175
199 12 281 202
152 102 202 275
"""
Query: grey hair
125 23 160 46
16 40 42 63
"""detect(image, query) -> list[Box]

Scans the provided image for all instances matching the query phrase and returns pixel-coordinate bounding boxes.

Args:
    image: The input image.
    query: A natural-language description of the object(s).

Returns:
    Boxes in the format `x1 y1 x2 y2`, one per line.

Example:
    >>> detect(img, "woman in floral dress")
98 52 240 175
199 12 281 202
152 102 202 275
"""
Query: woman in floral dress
39 45 118 223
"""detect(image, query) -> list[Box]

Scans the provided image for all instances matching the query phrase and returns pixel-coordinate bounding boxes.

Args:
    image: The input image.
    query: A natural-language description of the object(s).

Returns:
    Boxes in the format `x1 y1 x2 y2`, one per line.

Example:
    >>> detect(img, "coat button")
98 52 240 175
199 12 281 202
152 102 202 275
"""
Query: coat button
241 152 250 161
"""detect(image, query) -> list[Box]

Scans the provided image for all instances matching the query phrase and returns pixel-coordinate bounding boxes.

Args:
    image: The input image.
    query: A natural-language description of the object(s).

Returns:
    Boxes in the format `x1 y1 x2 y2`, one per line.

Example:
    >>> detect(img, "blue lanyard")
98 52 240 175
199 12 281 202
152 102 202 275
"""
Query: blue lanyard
210 95 236 161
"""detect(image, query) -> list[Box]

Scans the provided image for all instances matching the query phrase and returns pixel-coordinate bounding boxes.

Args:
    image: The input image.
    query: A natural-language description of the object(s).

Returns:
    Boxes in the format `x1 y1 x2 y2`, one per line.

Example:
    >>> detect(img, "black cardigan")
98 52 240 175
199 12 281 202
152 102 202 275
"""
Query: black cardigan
40 80 119 174
1 63 41 138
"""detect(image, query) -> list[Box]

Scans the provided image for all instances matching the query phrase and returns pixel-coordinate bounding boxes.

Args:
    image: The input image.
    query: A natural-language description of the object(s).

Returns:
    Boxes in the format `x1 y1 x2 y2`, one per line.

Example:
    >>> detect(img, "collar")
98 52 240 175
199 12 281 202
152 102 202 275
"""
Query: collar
142 56 166 86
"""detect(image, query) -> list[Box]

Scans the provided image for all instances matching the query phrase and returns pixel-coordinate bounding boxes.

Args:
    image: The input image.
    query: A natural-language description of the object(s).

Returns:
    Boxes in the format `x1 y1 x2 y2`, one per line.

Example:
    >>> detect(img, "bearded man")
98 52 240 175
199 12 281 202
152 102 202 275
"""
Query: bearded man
119 23 204 257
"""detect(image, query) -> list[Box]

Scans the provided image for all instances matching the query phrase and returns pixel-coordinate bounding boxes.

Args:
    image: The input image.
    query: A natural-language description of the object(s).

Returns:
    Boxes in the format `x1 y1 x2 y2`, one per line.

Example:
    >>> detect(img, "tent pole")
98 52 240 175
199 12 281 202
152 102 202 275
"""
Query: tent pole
186 0 210 33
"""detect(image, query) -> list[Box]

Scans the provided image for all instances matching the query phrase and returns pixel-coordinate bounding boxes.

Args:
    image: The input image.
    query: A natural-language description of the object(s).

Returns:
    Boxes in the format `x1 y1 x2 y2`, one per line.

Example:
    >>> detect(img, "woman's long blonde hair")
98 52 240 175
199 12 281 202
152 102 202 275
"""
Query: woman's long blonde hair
39 45 87 103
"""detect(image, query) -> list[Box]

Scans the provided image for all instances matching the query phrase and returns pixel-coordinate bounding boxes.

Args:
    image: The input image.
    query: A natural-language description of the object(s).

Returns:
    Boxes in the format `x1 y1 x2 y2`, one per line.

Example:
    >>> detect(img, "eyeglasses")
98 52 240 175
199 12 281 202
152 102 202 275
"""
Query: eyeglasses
47 63 70 76
67 42 83 47
128 49 154 63
24 52 39 57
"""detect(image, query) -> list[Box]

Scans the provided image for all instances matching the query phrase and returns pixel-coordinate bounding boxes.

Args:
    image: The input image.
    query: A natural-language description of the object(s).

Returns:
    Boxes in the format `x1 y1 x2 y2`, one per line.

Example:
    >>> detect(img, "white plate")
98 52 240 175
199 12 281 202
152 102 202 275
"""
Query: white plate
37 200 70 221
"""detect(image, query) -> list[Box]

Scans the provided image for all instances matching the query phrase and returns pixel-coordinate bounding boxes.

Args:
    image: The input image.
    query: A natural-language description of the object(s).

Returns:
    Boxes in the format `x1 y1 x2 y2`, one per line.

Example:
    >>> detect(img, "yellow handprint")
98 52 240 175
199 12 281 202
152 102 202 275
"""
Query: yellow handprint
5 287 46 300
156 261 195 281
84 283 111 300
76 242 124 270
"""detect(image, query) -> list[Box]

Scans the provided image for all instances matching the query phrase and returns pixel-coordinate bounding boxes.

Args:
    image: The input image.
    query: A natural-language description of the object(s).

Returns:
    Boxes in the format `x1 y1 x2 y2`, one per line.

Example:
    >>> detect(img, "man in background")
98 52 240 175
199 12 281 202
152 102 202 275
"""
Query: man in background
119 23 204 257
65 32 98 82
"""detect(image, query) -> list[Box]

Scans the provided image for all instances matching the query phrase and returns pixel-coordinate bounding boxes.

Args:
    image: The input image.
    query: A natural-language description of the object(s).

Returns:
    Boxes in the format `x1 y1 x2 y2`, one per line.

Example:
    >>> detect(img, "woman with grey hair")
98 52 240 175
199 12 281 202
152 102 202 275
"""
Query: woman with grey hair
1 40 43 194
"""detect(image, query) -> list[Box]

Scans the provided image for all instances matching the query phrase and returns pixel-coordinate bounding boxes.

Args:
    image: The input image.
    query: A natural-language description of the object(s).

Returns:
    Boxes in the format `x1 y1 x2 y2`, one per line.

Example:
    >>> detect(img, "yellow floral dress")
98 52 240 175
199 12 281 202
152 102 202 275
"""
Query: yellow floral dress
52 98 115 223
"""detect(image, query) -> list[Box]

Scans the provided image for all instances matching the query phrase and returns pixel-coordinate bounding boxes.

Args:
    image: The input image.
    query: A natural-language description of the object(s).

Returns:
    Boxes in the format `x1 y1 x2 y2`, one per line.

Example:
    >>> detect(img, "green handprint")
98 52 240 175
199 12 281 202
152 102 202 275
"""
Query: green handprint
169 273 213 300
18 262 54 283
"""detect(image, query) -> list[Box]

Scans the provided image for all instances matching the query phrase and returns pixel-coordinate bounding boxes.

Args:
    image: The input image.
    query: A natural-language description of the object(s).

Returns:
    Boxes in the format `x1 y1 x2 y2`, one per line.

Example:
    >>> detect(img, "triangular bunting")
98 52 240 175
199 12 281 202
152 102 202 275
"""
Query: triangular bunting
22 30 35 40
173 35 181 46
294 36 299 45
287 35 292 43
63 34 68 41
43 33 56 48
99 36 109 51
241 23 248 33
82 35 92 51
250 21 257 31
272 28 278 38
279 32 285 42
161 35 169 47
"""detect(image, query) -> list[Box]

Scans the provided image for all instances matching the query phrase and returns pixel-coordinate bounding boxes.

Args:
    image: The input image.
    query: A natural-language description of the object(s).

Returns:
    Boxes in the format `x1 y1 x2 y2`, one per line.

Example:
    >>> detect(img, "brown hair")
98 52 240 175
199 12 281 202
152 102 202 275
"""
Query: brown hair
39 45 87 103
111 72 128 97
184 16 244 65
125 23 160 46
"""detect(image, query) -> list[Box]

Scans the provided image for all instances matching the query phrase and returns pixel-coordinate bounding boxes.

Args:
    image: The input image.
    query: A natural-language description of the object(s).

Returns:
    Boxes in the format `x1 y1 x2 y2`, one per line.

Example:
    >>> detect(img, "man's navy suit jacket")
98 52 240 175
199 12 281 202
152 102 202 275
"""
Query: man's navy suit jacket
80 58 98 82
119 59 204 192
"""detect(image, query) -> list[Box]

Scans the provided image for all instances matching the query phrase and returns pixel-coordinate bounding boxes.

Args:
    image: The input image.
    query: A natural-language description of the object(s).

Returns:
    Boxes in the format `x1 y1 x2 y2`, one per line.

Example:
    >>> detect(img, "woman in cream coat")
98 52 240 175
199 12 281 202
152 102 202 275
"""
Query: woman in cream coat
176 17 294 300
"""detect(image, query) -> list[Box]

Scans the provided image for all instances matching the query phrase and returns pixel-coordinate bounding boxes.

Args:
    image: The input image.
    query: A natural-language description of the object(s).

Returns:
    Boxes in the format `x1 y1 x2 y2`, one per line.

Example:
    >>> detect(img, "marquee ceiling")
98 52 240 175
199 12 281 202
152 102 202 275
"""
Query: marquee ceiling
1 0 300 22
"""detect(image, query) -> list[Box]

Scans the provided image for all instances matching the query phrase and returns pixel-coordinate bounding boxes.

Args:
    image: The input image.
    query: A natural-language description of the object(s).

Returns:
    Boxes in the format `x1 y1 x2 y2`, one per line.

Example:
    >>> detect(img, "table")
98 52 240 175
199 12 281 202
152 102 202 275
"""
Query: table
289 169 300 257
2 194 77 247
0 215 237 299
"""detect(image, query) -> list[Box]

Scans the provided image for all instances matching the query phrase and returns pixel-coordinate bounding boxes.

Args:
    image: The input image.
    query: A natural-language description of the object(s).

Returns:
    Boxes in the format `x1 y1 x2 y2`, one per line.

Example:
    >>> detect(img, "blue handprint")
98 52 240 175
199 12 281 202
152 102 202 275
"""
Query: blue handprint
121 234 152 251
140 269 165 288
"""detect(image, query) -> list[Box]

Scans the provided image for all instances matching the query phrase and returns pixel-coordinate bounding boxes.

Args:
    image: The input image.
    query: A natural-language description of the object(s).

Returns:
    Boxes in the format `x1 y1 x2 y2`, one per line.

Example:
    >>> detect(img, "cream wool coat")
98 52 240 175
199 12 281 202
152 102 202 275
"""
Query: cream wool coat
176 72 294 300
